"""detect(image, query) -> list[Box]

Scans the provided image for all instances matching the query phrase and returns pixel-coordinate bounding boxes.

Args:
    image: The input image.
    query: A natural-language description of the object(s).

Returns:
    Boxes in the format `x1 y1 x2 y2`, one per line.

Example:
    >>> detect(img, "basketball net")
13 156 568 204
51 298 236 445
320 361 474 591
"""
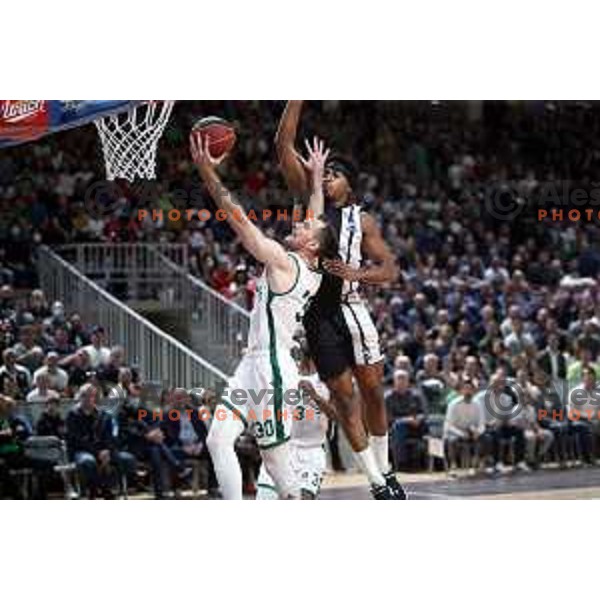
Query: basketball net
94 101 174 181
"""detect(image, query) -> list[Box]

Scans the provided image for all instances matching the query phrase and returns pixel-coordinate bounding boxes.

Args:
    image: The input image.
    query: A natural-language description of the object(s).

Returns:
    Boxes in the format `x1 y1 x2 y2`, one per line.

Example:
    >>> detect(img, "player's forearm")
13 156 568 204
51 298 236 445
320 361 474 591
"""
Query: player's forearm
307 165 325 217
275 100 303 151
357 260 398 285
275 101 308 195
198 166 282 264
198 165 248 229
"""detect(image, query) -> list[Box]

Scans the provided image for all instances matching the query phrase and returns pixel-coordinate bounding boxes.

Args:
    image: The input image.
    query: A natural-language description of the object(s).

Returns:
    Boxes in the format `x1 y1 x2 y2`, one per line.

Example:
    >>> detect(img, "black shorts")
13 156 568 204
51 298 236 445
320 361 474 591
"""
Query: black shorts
303 301 383 382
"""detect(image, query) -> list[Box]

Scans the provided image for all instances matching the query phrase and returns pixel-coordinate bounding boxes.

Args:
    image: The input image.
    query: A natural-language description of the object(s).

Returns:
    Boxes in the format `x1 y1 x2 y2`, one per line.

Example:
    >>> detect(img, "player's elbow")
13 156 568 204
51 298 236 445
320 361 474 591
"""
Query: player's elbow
274 131 292 160
383 260 399 284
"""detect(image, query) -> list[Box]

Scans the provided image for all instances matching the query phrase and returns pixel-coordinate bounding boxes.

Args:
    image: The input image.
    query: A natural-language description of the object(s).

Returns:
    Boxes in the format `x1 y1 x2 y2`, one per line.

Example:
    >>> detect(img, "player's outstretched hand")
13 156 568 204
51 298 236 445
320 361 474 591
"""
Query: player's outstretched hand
296 136 330 178
190 133 227 173
322 258 363 282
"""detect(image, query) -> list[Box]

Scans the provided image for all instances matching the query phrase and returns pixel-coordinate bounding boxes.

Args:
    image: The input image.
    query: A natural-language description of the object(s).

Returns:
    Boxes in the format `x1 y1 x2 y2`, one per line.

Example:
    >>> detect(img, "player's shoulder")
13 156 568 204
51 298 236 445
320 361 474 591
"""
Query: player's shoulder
359 209 380 231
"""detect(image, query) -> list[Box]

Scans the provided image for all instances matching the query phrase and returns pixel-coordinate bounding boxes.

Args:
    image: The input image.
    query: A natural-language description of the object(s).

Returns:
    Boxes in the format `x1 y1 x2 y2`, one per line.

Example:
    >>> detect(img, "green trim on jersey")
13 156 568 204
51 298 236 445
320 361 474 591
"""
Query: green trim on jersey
219 399 249 427
267 253 301 297
257 483 278 491
259 435 291 450
266 290 286 443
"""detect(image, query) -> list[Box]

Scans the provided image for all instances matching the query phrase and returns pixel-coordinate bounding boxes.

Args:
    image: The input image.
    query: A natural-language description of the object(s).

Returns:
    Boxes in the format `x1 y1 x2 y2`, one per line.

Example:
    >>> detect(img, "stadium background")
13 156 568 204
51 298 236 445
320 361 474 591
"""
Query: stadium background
2 100 600 499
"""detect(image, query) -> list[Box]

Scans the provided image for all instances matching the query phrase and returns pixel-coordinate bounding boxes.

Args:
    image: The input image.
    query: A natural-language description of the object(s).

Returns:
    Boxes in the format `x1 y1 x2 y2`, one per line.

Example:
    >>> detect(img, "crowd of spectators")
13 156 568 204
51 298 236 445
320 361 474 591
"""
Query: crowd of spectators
0 286 219 498
3 101 600 486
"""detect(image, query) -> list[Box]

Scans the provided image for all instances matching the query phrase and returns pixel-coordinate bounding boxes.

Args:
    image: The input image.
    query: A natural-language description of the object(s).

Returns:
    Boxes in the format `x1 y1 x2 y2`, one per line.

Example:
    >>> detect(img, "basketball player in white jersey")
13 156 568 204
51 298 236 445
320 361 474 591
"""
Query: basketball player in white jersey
190 133 337 499
276 102 405 499
256 346 336 500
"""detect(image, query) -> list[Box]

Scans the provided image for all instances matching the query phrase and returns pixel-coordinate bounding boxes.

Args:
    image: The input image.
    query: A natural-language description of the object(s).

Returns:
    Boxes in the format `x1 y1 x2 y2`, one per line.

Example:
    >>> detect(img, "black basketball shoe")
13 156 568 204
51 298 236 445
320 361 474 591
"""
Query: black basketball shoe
370 483 396 499
384 471 407 499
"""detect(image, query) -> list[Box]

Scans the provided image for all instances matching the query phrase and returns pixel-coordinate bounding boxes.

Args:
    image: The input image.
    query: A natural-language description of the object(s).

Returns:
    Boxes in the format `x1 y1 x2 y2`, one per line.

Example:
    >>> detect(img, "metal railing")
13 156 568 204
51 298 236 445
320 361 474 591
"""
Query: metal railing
57 243 188 303
56 243 250 374
150 248 250 372
37 245 228 391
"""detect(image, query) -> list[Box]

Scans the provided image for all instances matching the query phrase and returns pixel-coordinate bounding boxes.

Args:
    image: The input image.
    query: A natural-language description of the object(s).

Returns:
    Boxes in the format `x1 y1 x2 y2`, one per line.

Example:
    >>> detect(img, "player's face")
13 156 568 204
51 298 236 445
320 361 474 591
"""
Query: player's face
324 168 351 202
287 219 323 253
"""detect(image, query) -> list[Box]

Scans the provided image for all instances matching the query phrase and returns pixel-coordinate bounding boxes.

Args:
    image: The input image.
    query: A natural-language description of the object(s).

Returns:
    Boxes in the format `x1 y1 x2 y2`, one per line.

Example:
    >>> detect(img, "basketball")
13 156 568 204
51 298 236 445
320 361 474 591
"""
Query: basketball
191 116 236 158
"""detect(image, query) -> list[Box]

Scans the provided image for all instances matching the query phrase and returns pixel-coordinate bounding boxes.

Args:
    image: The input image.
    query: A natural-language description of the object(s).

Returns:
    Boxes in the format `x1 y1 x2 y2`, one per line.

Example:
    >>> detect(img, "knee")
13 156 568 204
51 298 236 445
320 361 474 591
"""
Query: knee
392 420 408 436
147 445 161 460
118 452 137 471
77 453 97 472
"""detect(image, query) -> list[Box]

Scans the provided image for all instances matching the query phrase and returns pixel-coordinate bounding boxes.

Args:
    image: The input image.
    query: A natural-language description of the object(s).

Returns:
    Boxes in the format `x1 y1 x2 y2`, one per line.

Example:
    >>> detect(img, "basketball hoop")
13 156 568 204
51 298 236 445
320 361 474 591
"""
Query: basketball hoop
94 100 174 181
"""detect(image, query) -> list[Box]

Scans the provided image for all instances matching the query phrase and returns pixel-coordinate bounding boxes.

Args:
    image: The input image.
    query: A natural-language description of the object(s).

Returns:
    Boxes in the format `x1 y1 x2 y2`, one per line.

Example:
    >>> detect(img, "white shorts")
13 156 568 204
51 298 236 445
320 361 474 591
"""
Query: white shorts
256 443 327 499
341 301 383 366
220 352 301 449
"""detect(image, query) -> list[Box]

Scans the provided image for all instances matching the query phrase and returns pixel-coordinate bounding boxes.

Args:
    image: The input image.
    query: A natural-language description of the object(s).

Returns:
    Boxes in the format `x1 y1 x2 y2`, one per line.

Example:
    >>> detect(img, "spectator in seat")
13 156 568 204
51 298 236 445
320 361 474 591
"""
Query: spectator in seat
537 334 568 404
33 351 69 392
27 289 50 321
567 348 600 390
37 396 66 439
476 370 529 474
575 320 600 359
82 325 111 369
393 354 413 379
46 326 75 358
416 353 447 414
385 369 428 469
161 388 216 491
97 346 126 386
0 348 31 400
67 313 89 348
114 376 190 499
162 388 209 461
60 348 92 391
568 367 600 465
26 372 60 403
34 396 76 499
42 301 68 332
513 370 554 467
443 377 485 476
504 318 536 357
500 304 522 338
0 395 31 498
66 382 128 498
12 324 44 373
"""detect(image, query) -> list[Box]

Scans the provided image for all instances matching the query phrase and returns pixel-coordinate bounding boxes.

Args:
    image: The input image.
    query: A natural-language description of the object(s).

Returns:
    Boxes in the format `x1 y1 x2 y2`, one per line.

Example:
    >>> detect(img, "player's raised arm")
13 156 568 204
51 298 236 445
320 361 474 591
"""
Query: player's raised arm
297 137 330 218
275 100 309 197
190 134 289 269
324 213 398 285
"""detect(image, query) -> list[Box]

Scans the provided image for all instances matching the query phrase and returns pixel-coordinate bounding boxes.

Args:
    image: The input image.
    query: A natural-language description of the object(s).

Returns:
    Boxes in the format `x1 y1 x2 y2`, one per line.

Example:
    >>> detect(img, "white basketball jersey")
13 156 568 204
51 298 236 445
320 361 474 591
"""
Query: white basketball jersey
246 252 321 354
292 372 330 449
338 204 363 301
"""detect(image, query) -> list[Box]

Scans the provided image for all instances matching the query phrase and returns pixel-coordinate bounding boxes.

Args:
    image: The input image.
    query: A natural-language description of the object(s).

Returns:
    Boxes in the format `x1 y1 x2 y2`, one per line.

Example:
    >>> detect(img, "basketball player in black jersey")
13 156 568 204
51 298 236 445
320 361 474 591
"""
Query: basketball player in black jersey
276 101 406 499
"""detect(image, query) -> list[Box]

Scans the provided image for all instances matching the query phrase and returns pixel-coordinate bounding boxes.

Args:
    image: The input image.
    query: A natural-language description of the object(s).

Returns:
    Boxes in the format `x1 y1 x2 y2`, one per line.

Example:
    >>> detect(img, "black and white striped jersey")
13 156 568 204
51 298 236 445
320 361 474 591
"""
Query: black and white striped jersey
311 203 364 314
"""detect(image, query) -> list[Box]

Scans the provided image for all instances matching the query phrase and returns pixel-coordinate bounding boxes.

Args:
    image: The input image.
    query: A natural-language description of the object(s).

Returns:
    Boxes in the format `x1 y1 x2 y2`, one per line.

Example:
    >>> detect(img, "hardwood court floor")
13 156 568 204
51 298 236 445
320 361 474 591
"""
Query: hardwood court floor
319 466 600 500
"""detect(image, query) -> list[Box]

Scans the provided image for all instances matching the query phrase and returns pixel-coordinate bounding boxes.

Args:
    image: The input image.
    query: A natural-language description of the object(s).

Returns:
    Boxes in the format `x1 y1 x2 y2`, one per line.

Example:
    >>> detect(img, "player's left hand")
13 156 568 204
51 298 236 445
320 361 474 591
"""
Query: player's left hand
295 136 330 177
298 379 317 399
322 259 363 282
190 133 227 172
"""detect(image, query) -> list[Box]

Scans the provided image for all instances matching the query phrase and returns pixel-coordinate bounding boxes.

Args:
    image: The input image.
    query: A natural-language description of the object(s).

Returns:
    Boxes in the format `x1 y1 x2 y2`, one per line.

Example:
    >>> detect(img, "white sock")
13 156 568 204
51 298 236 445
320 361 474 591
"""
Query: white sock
370 434 391 474
260 443 299 499
206 408 245 500
353 447 386 487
